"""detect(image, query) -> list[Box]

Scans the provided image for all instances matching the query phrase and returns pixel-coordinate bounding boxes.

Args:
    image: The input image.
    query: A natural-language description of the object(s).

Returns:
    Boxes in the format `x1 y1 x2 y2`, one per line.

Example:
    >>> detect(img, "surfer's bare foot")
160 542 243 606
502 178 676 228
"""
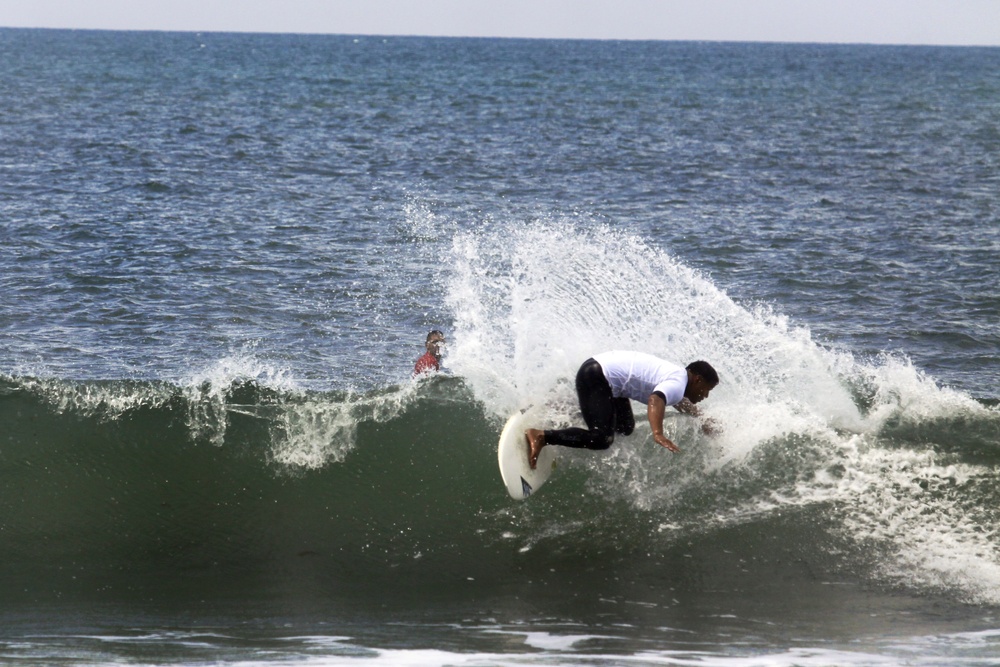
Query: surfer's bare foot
525 429 546 469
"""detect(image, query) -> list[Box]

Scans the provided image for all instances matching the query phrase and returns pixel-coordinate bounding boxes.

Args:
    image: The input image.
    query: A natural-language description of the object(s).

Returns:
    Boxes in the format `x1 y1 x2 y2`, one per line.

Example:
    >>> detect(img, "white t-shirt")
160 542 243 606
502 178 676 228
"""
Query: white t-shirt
593 351 687 406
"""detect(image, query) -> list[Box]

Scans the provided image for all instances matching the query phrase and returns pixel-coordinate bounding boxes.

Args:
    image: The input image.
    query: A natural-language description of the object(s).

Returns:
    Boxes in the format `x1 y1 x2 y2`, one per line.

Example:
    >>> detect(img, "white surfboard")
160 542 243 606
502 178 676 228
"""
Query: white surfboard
497 407 557 500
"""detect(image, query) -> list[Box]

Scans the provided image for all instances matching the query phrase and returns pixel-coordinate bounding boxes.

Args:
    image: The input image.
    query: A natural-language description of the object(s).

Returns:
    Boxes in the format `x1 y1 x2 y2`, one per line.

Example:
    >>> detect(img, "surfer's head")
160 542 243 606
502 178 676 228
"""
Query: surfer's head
685 360 719 403
425 330 445 360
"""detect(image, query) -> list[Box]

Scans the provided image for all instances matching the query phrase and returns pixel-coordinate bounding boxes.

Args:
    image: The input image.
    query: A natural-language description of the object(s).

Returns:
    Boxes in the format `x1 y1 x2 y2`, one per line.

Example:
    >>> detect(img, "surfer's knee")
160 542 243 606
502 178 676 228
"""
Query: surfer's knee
613 398 634 435
593 432 614 450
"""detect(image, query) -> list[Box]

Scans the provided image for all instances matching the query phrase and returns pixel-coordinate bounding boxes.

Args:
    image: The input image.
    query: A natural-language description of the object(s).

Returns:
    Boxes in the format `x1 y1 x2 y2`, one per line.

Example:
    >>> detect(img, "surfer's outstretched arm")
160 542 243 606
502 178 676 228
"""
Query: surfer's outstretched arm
647 393 679 453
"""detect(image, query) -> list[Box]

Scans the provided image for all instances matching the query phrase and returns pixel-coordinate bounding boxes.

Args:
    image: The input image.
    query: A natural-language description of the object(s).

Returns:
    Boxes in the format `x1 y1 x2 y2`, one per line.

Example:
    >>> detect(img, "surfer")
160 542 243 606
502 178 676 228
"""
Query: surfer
413 330 445 375
526 351 718 468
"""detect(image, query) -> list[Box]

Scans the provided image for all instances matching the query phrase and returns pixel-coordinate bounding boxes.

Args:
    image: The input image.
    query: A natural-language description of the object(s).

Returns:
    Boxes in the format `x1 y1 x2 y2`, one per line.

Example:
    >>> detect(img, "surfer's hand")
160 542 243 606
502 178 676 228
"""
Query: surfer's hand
701 418 721 436
653 432 680 453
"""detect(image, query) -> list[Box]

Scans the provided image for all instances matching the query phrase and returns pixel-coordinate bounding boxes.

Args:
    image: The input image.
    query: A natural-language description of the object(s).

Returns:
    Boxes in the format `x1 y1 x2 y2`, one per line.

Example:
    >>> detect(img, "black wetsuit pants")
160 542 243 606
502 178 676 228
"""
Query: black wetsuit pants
543 358 635 450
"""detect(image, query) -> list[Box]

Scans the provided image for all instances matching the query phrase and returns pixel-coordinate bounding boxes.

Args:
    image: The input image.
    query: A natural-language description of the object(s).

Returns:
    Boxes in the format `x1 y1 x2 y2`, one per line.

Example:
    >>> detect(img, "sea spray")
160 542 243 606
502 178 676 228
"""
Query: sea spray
445 219 865 457
443 219 1000 603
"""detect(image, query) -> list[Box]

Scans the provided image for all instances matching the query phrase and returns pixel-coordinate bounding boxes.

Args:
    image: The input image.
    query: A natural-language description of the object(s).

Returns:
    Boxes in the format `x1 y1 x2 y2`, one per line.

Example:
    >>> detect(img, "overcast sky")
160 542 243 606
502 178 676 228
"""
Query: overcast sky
2 0 999 46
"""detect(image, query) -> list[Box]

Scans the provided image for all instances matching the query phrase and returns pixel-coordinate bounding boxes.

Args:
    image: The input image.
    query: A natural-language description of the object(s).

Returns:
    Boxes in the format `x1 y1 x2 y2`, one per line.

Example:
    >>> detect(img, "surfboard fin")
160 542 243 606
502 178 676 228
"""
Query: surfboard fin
520 476 533 498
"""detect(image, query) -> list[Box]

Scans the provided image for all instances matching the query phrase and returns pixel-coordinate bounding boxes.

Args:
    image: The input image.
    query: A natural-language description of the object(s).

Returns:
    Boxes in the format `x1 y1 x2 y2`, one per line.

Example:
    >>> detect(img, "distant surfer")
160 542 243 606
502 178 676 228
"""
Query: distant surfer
413 330 445 376
525 351 719 468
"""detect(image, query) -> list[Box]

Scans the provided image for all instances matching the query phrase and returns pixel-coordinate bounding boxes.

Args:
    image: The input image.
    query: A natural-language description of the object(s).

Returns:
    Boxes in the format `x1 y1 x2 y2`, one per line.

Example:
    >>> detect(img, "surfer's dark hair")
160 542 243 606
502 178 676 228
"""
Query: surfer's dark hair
426 330 444 343
686 360 719 387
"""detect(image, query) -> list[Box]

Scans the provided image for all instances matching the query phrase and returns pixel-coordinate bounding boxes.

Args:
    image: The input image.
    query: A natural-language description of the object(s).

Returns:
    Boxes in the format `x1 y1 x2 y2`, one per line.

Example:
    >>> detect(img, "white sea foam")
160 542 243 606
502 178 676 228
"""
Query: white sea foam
180 346 425 468
267 381 425 469
12 374 176 419
9 342 428 471
181 346 300 447
18 626 1000 667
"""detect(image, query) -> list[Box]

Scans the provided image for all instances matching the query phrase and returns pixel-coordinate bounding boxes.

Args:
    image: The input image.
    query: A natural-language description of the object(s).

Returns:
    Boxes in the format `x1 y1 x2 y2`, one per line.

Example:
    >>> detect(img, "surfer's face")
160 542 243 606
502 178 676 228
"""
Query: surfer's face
686 375 715 403
427 336 445 358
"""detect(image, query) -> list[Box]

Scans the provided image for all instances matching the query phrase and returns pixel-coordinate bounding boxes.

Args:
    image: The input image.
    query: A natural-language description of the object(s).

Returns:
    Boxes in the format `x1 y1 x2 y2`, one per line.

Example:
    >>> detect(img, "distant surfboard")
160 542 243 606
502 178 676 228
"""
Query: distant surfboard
497 407 557 500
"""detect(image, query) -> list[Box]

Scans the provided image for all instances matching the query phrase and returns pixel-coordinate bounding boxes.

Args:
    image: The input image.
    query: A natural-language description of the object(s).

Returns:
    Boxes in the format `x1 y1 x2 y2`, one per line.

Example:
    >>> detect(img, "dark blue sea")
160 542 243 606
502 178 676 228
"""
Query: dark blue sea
1 28 999 666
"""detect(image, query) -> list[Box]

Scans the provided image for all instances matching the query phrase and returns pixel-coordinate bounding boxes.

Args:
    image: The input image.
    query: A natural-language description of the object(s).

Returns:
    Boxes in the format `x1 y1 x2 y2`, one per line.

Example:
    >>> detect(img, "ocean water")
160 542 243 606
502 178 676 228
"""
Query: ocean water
1 28 999 666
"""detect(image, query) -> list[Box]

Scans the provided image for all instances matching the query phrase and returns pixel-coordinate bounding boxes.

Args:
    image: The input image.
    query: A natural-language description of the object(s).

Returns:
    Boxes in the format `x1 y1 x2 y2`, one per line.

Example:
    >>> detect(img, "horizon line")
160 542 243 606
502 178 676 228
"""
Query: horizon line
2 24 998 49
